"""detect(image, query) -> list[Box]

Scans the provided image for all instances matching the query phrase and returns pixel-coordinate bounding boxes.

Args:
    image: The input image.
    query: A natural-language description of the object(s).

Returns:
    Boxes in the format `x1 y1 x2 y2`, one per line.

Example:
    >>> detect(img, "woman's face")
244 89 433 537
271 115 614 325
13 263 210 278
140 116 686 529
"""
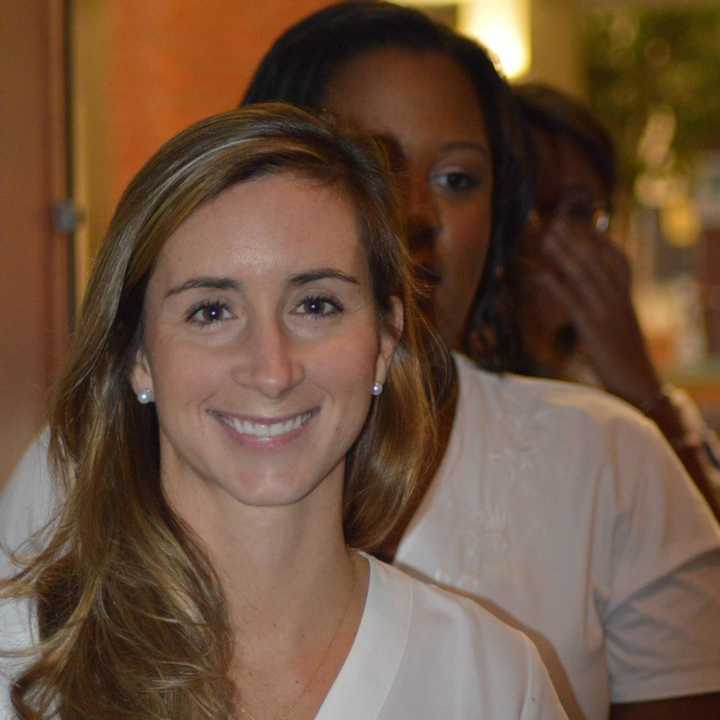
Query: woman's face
516 129 609 358
131 173 400 512
325 49 493 350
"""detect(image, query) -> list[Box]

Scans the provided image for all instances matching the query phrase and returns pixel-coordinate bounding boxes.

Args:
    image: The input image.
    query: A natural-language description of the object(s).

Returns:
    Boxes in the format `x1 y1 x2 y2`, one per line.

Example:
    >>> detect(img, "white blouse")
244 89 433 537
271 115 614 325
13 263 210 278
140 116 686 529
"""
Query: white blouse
0 555 566 719
317 555 567 719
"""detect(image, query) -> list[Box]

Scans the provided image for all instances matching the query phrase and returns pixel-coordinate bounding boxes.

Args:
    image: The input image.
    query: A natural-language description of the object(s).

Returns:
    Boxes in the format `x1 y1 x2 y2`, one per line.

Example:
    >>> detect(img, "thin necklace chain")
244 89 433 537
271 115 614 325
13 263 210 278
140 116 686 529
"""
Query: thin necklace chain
239 559 358 720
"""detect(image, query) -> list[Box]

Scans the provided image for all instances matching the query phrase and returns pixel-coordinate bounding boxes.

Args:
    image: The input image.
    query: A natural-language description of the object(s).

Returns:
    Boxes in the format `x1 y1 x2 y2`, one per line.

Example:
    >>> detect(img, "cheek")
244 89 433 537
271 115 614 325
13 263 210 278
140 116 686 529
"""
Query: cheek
443 206 491 293
443 199 491 262
432 203 493 347
148 335 226 407
311 329 379 407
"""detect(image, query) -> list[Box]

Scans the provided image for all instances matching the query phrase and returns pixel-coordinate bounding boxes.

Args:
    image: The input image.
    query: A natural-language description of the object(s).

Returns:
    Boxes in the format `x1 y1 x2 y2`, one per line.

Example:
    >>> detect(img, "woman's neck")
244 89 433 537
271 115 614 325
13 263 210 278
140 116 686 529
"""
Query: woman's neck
521 322 579 381
225 543 366 720
163 465 367 719
167 471 351 630
164 462 368 720
219 513 355 645
235 550 367 720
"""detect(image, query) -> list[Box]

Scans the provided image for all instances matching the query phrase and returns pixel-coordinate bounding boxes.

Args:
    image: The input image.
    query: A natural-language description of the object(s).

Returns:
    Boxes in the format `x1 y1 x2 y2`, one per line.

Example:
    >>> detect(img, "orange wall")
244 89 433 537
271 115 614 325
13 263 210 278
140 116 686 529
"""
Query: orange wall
1 1 69 485
104 1 334 234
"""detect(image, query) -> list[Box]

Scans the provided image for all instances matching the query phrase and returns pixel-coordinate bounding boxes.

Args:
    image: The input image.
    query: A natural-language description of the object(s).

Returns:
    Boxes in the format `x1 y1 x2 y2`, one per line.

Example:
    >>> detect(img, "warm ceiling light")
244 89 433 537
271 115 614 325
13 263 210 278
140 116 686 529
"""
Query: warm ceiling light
394 1 531 79
458 0 531 79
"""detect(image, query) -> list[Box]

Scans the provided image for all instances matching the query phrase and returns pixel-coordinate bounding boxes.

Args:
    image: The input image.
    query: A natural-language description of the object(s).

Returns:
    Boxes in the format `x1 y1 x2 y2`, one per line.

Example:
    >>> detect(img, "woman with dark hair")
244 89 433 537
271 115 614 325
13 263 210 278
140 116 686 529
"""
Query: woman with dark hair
239 5 720 719
244 1 528 371
0 104 566 718
3 4 720 719
512 82 720 519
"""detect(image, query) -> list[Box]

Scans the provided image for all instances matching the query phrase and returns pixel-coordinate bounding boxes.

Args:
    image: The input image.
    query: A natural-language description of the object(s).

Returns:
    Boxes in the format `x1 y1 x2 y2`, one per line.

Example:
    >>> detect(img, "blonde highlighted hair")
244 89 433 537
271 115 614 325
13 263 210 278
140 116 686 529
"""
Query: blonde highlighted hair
1 103 450 718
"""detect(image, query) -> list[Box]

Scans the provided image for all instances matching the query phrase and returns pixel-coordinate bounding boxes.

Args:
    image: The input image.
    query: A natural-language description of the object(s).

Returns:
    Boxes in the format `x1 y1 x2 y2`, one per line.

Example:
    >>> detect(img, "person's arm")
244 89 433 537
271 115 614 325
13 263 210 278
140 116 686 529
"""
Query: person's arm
538 220 720 519
640 386 720 519
611 692 720 719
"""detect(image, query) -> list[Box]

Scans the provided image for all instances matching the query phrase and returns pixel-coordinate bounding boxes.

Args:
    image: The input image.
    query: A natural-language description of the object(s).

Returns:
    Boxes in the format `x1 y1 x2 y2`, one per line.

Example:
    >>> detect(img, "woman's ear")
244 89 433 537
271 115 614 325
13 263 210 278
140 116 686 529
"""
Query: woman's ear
130 346 154 397
375 296 404 386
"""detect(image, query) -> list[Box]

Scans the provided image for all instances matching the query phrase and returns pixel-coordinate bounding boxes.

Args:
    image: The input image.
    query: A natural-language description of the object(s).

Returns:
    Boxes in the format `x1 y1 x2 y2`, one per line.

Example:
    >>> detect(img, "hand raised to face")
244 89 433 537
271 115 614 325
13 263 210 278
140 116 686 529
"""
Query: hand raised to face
528 214 662 408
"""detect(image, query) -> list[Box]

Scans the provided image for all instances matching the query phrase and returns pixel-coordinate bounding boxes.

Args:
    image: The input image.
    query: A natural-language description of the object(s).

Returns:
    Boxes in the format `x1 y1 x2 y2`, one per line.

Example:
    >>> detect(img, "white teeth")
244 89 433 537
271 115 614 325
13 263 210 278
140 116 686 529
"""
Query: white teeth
221 411 312 438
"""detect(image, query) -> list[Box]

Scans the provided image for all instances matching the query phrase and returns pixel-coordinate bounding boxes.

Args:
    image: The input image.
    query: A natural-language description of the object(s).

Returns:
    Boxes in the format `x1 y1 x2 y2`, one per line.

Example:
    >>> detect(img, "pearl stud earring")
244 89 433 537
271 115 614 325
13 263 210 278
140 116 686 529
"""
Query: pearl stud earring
137 388 154 404
371 382 383 397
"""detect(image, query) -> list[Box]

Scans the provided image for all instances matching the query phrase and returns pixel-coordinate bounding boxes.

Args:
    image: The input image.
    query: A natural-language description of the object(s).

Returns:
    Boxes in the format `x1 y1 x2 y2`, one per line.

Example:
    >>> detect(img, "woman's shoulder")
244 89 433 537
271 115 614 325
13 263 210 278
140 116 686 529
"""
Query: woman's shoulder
364 556 567 718
452 352 670 465
371 556 530 652
0 594 35 659
1 428 58 555
455 352 643 423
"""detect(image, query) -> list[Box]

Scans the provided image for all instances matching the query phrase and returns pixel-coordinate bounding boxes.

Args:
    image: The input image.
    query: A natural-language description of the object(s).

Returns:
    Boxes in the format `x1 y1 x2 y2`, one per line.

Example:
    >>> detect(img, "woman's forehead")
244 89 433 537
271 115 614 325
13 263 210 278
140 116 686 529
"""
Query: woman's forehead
324 48 489 153
149 175 367 286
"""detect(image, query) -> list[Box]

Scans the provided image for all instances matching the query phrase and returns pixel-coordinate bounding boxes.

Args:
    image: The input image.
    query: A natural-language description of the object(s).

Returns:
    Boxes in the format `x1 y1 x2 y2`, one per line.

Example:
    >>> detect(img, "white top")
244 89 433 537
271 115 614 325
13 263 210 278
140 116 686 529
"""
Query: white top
319 556 566 718
395 354 720 720
0 430 56 559
0 554 567 719
0 593 36 718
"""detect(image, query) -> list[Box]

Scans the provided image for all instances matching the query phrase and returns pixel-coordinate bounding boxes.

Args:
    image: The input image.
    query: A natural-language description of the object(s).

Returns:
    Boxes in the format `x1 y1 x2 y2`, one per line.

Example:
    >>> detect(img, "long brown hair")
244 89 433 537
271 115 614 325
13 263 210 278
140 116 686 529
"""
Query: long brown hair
1 103 449 718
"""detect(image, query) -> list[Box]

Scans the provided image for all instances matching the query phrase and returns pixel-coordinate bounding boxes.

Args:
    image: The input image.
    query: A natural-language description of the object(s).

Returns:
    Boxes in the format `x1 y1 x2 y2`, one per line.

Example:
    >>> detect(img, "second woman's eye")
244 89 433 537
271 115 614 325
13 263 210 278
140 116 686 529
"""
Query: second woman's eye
433 170 481 194
293 295 343 318
186 301 233 326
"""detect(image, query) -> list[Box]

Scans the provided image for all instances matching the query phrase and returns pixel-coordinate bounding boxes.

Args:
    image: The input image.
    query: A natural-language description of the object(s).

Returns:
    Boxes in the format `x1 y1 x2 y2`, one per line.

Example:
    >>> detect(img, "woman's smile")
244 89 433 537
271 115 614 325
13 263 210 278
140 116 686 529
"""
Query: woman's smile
209 407 318 447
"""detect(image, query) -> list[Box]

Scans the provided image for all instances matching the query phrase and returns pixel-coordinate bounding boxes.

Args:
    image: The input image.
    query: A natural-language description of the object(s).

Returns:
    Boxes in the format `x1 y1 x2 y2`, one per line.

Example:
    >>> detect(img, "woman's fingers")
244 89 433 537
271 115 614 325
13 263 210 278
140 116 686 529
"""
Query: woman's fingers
530 220 663 404
540 223 616 321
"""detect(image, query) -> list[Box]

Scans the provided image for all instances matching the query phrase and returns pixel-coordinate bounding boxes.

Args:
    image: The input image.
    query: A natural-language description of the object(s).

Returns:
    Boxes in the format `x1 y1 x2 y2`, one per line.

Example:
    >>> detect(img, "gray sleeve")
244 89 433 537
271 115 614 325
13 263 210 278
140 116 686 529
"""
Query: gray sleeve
0 428 57 560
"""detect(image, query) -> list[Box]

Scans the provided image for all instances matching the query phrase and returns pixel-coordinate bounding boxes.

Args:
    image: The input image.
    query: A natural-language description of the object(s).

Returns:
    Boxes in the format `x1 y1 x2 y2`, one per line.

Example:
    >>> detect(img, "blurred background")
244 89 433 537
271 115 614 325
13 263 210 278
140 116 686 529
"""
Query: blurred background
2 0 720 485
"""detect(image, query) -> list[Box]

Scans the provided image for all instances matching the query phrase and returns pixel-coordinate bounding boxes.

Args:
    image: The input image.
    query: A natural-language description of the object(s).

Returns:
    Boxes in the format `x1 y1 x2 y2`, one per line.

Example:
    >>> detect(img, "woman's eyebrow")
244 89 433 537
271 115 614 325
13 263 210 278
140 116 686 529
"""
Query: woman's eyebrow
289 269 359 286
164 276 240 299
164 271 359 299
439 140 491 159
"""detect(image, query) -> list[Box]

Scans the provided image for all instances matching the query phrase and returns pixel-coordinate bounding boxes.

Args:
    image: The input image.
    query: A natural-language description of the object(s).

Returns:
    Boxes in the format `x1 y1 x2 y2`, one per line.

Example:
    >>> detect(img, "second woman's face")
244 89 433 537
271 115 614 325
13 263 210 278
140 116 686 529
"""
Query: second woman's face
132 173 399 512
325 49 494 350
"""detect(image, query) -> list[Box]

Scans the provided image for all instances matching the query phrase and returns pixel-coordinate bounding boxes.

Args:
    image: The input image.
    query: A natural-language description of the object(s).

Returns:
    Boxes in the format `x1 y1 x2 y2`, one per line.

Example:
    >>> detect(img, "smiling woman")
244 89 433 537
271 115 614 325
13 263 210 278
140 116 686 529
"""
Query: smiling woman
0 104 565 719
135 171 404 516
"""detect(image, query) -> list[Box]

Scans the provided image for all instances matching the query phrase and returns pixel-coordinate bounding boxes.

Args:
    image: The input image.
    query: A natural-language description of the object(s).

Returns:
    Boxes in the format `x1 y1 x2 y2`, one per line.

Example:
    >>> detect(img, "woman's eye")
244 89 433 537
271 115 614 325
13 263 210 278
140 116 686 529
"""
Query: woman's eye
187 301 233 326
433 171 480 193
294 296 343 318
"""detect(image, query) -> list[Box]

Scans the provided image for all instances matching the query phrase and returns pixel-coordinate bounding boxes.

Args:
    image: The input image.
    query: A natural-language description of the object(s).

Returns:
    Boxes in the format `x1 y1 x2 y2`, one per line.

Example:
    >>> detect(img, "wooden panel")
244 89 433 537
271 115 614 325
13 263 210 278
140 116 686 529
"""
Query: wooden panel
0 0 69 486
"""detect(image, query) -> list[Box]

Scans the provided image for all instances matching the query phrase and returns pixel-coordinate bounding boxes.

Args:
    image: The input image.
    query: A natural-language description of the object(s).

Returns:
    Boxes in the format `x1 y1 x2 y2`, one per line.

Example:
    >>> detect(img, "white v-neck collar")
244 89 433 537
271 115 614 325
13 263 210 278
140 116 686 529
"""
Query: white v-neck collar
315 556 412 719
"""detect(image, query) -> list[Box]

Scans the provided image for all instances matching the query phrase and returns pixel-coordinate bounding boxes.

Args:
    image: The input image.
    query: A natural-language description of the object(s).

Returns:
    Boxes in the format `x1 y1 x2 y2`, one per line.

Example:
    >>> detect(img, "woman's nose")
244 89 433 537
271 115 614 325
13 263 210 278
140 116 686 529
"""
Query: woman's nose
406 174 440 255
232 317 304 399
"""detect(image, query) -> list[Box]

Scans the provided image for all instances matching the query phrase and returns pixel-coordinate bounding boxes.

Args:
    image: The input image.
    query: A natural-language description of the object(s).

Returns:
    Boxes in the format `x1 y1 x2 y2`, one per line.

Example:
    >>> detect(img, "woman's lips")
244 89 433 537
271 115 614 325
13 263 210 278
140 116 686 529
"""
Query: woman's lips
209 408 317 446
